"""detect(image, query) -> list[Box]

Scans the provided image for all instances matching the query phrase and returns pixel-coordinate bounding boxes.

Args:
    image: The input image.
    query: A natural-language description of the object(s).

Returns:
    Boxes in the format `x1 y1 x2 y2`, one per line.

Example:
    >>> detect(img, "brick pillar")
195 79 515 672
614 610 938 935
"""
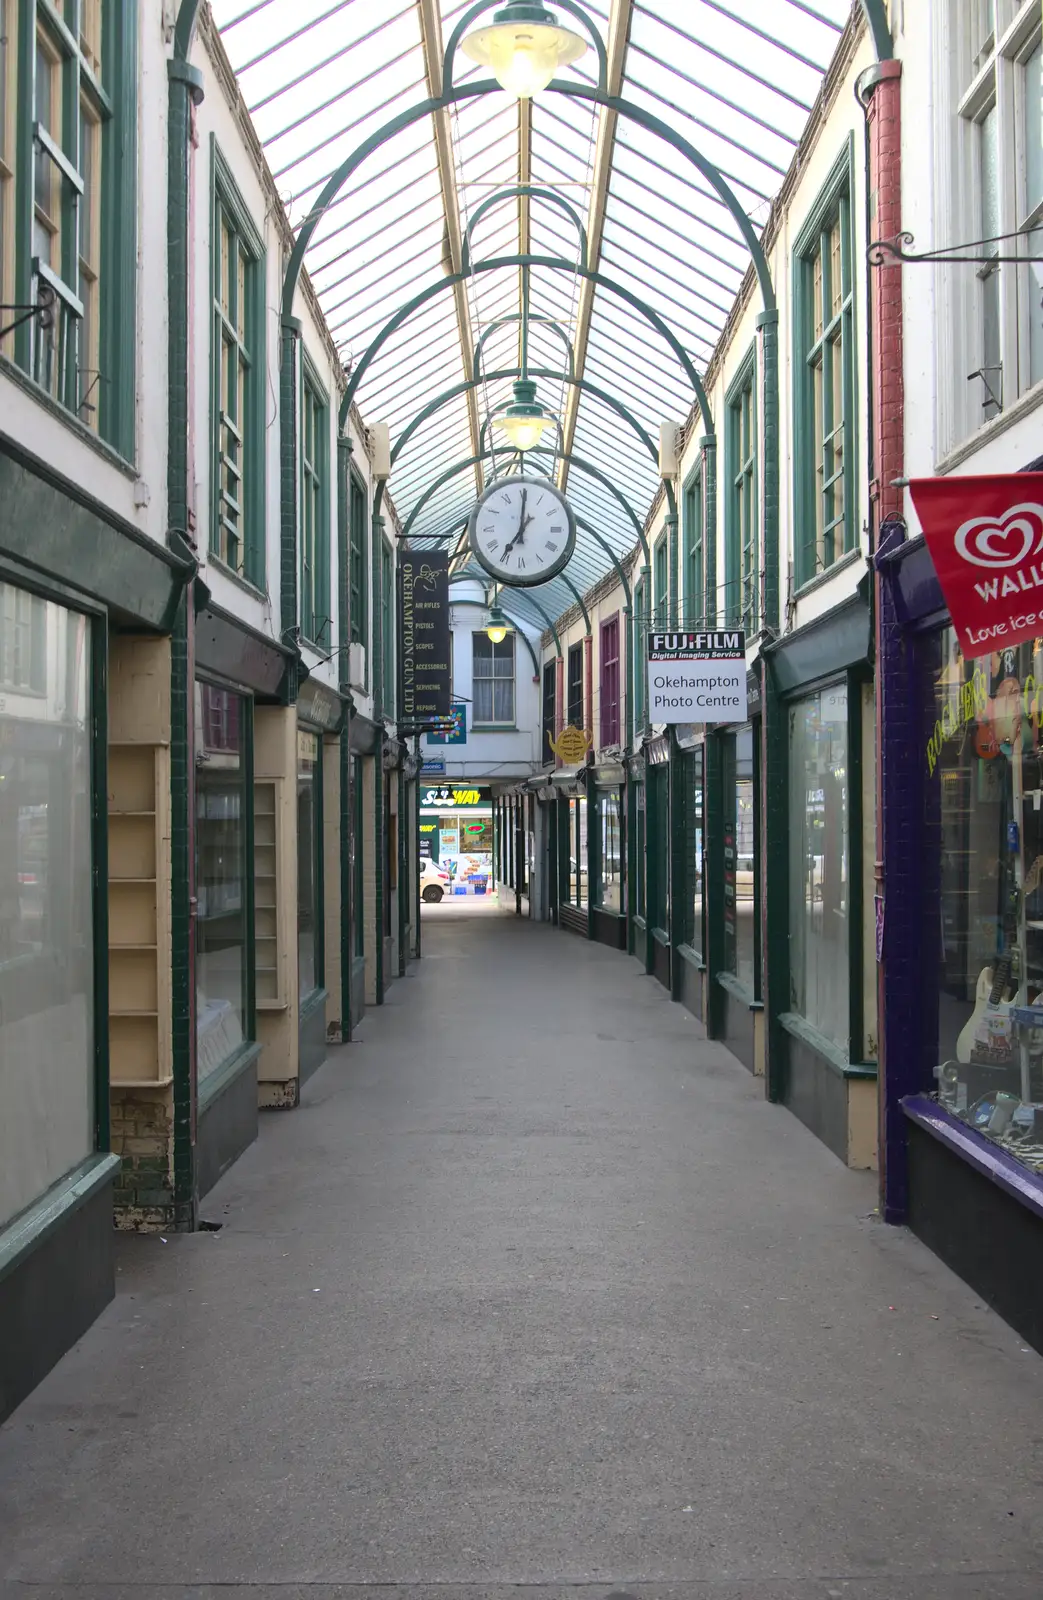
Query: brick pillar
584 633 593 746
860 59 906 1216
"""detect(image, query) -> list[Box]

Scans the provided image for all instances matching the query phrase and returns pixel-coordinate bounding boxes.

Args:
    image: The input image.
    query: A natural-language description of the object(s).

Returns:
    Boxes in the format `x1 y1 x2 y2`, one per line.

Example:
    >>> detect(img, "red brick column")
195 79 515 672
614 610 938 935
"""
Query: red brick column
584 633 594 744
864 59 904 518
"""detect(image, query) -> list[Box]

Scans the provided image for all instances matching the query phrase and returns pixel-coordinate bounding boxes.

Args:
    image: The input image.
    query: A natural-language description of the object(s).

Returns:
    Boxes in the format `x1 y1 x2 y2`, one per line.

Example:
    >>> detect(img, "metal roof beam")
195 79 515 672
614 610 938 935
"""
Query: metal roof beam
558 0 632 494
416 0 483 493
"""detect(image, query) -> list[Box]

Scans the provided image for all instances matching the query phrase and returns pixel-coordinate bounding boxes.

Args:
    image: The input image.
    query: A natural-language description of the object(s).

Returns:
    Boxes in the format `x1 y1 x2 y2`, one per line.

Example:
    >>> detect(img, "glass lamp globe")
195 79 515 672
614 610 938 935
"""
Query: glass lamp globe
486 603 510 644
461 1 587 98
492 378 554 452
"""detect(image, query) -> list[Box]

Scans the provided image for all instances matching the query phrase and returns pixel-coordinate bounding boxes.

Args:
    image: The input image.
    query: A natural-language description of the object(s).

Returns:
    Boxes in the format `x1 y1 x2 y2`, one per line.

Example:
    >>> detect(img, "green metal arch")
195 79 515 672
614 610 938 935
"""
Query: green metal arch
859 0 894 60
473 318 576 383
463 186 589 273
378 365 675 522
401 445 650 561
339 253 712 441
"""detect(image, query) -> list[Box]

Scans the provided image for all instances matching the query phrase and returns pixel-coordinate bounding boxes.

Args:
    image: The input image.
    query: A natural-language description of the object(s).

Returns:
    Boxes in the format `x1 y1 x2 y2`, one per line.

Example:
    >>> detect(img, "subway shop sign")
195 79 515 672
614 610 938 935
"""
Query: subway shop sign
646 631 747 724
420 786 492 809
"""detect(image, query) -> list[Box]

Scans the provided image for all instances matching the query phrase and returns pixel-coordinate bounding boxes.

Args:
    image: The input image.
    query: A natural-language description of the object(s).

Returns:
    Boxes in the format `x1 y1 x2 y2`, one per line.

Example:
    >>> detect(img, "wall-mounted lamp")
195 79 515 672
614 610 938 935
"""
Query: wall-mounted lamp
461 1 587 98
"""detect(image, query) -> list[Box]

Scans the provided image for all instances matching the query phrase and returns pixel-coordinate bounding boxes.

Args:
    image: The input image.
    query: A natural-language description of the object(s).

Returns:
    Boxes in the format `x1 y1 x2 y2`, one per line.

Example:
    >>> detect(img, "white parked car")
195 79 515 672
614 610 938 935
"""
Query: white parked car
420 857 451 903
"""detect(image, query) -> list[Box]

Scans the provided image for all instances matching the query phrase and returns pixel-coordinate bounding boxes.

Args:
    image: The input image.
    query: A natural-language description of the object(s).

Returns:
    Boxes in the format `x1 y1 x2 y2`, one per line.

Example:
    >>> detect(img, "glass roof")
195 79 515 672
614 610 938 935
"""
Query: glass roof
210 0 854 627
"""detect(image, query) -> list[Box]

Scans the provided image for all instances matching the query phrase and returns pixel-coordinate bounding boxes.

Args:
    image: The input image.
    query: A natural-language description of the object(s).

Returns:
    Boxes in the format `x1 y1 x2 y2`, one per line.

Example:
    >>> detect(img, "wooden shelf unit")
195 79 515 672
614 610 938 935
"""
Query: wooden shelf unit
107 744 172 1087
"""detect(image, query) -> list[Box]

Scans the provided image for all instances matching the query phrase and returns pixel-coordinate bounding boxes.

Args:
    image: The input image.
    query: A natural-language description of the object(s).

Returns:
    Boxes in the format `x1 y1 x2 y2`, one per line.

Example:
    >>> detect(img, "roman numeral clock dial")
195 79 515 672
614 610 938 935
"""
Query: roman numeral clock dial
467 475 577 589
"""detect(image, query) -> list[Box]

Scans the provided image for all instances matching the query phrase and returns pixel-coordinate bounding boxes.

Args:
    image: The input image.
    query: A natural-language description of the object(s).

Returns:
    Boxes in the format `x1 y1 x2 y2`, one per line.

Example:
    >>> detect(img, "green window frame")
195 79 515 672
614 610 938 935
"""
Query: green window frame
2 0 137 456
300 361 330 648
653 533 668 626
725 346 758 635
633 576 647 731
349 467 368 651
210 140 265 587
380 534 394 717
793 137 857 586
683 465 703 624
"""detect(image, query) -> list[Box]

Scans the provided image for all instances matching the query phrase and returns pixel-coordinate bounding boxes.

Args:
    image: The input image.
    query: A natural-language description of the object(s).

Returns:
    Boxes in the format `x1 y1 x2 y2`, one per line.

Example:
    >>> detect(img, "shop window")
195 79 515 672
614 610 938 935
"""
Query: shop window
686 745 705 959
0 587 94 1231
195 682 250 1082
794 144 856 585
726 350 758 634
600 615 620 749
298 730 323 1000
0 0 14 311
542 660 556 764
724 726 759 994
567 641 583 730
0 583 46 692
569 795 588 909
211 146 265 586
635 781 646 922
472 631 515 725
684 467 703 623
349 469 368 652
788 686 850 1050
596 789 622 913
353 756 365 960
648 764 669 933
653 534 668 626
928 630 1043 1177
948 0 1043 433
300 368 330 649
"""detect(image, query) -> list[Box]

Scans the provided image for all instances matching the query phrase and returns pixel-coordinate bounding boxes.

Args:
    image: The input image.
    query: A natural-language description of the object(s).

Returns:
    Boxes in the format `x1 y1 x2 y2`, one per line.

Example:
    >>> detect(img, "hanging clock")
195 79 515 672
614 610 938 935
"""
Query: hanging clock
467 474 576 588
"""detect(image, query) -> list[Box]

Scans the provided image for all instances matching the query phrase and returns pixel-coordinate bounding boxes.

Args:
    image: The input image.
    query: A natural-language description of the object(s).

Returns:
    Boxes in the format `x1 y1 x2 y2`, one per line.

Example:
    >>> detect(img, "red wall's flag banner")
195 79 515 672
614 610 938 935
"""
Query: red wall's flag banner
909 474 1043 659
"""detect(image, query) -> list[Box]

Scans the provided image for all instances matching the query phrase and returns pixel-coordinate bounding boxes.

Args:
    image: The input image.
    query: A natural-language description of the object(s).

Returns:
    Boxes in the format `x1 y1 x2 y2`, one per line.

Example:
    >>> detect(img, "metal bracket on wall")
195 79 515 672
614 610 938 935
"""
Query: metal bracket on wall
0 283 56 342
869 230 1043 267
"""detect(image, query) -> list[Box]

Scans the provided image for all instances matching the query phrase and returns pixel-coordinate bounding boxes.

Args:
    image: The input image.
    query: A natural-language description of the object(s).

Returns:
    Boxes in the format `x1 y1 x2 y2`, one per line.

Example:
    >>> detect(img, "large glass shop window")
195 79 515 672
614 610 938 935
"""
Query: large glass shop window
724 727 757 992
298 730 320 998
0 588 94 1230
789 686 849 1050
688 747 704 958
569 795 588 908
596 789 622 912
635 782 646 921
195 683 248 1081
930 631 1043 1176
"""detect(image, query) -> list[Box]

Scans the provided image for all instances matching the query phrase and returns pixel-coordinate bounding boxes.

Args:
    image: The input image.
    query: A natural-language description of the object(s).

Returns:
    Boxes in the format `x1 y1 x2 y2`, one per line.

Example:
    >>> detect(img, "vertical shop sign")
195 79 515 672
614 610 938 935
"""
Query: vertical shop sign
909 474 1043 658
398 551 451 719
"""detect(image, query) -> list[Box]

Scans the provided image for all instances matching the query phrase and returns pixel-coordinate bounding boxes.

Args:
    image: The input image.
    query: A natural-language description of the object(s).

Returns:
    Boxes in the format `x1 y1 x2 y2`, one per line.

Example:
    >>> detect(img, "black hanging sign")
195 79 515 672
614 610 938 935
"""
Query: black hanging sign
398 550 451 721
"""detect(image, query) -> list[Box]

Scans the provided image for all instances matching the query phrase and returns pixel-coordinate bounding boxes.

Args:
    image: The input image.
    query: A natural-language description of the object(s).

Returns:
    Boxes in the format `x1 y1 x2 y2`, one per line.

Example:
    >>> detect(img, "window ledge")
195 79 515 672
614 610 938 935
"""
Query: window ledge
652 925 670 946
0 1153 120 1286
0 353 136 478
471 724 518 733
300 986 329 1020
198 1041 262 1114
715 970 763 1009
206 555 267 605
935 380 1043 476
792 546 866 603
778 1011 876 1079
677 942 706 972
903 1094 1043 1225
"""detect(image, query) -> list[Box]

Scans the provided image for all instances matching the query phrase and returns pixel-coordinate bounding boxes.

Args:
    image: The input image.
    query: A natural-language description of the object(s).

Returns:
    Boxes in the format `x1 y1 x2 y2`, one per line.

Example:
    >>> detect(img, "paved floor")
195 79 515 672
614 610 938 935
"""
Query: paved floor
3 913 1043 1600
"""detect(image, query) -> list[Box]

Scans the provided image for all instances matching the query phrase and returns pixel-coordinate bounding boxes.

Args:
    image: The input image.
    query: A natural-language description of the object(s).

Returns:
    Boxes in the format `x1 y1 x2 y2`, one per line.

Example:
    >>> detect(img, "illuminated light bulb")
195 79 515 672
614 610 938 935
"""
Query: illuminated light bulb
486 602 511 643
461 2 587 98
492 378 554 452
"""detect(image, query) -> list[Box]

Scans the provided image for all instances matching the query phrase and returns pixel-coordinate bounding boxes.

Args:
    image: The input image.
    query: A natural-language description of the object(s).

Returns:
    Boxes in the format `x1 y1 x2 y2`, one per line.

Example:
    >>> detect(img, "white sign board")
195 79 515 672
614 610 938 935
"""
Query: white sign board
646 630 748 724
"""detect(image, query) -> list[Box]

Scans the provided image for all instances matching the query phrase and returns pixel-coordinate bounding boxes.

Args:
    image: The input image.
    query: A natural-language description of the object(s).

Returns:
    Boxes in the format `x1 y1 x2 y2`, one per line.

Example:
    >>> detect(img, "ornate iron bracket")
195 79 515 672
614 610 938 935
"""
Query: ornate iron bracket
0 283 57 342
869 229 1043 267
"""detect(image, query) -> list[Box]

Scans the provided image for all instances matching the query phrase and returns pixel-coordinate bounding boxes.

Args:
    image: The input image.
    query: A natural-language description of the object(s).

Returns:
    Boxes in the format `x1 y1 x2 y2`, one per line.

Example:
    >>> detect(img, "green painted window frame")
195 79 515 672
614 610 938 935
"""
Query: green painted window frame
5 0 137 458
633 576 647 731
210 139 266 589
653 532 668 626
380 533 394 717
352 754 365 960
793 136 857 588
348 466 368 654
299 358 330 650
725 346 758 635
683 464 703 624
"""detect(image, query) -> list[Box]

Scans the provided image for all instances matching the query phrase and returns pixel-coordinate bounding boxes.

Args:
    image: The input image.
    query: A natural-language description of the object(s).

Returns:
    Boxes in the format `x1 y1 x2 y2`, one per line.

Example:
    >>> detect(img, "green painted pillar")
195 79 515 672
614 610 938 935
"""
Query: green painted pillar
626 768 637 956
667 512 679 628
166 14 205 1232
669 727 686 999
398 767 408 977
704 732 726 1039
374 747 385 1005
758 311 780 634
701 438 717 627
586 766 596 940
336 436 354 1039
280 316 302 668
763 660 789 1102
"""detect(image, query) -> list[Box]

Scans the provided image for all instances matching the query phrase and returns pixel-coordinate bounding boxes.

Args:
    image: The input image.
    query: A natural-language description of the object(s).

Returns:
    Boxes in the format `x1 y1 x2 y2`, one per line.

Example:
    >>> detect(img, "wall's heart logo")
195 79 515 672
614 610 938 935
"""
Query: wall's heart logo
954 503 1043 568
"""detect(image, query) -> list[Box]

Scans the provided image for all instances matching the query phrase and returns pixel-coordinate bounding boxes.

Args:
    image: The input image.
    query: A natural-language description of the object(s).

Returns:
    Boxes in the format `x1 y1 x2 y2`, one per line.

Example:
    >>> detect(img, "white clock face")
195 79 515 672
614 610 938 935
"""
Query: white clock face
469 476 575 587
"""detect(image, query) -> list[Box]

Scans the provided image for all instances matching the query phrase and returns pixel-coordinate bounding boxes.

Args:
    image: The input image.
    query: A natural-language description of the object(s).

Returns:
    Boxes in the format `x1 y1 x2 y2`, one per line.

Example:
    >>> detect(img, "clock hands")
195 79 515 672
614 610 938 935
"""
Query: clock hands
500 489 530 562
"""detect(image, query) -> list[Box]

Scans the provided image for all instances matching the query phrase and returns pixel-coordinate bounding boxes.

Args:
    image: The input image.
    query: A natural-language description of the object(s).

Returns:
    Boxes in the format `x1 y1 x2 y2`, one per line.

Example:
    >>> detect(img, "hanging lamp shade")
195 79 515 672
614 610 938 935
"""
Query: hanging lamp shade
485 601 511 644
491 378 554 452
461 1 587 98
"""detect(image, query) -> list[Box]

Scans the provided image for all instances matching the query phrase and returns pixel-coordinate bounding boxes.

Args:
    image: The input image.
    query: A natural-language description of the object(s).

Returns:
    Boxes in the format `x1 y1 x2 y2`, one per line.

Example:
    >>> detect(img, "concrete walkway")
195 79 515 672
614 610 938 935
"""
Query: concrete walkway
3 913 1043 1600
